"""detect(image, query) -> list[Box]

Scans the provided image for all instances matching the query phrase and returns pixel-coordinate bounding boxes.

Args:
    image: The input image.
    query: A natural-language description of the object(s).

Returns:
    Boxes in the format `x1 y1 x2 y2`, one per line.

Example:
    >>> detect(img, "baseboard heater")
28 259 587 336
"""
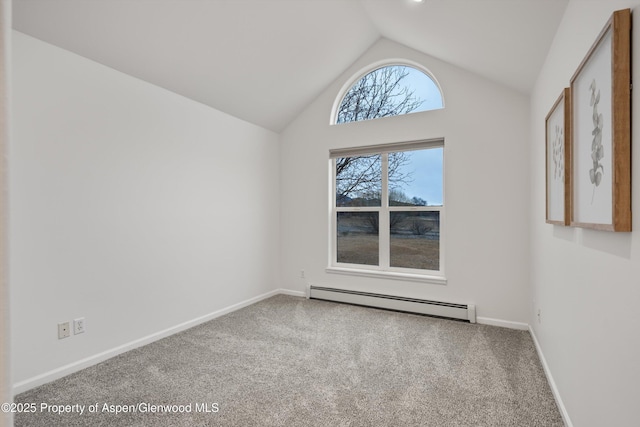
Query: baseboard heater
308 285 476 323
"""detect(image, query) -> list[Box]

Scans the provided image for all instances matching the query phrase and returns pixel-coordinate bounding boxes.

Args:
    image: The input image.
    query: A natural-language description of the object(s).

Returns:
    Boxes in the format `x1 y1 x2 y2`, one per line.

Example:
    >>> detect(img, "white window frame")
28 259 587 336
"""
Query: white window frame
327 139 446 285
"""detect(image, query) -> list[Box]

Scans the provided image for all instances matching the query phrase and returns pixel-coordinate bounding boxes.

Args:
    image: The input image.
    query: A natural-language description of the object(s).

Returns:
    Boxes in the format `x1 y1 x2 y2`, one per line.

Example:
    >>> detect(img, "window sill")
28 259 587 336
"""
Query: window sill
325 266 447 285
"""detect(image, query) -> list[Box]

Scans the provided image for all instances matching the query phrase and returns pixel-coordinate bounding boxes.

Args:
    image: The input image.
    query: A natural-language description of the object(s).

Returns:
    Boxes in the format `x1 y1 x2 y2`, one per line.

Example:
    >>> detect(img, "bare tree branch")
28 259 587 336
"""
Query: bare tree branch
335 66 422 204
337 66 423 124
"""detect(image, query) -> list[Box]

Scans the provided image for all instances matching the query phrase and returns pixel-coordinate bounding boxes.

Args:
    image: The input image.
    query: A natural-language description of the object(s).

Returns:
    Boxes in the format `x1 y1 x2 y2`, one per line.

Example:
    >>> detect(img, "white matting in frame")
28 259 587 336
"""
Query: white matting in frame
572 30 612 225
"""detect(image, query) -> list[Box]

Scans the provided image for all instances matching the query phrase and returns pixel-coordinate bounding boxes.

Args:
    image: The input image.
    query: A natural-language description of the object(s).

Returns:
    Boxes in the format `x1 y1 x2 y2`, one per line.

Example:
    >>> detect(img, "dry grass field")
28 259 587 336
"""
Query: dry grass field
337 234 439 270
390 236 439 270
337 234 379 265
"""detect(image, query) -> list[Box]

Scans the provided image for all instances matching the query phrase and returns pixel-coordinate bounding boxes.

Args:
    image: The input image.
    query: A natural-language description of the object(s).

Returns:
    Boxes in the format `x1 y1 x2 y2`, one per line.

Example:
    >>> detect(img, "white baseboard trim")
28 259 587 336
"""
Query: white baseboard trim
476 316 529 330
277 288 306 298
13 288 300 395
529 326 573 427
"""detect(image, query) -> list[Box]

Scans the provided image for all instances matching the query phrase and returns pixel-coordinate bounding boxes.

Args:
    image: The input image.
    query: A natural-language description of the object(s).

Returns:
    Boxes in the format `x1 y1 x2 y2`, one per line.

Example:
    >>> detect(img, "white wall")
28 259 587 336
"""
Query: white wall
10 32 280 388
1 1 11 425
280 38 531 325
530 2 640 426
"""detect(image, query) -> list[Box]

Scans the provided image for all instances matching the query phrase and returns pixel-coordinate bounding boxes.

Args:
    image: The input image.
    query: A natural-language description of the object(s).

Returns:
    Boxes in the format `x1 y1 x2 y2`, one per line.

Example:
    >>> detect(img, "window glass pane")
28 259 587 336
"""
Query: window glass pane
336 155 381 207
336 65 443 124
389 148 443 207
390 211 439 270
337 212 379 266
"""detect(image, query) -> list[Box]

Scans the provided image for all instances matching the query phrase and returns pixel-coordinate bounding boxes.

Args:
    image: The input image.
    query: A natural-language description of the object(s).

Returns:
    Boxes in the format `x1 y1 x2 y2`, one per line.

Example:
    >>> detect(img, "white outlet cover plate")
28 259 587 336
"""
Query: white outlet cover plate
73 318 85 334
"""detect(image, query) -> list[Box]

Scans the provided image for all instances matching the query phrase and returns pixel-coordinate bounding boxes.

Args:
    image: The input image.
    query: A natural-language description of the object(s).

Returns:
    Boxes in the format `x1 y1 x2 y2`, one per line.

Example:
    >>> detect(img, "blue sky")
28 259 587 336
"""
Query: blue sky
394 147 443 206
404 67 443 112
395 67 443 206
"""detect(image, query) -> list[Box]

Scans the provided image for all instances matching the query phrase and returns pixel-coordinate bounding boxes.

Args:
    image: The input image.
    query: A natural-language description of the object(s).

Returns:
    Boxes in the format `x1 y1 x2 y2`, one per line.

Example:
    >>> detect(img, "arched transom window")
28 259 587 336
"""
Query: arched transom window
334 63 443 124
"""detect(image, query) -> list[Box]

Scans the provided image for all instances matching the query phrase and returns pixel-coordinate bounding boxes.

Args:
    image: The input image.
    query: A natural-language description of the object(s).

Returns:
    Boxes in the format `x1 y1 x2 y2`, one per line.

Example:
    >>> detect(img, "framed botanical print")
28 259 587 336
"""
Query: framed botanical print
570 9 631 231
546 88 571 225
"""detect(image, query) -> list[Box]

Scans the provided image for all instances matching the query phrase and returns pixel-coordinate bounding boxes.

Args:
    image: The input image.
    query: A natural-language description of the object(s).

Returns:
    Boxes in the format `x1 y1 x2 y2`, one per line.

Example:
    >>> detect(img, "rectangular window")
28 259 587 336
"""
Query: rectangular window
329 139 444 283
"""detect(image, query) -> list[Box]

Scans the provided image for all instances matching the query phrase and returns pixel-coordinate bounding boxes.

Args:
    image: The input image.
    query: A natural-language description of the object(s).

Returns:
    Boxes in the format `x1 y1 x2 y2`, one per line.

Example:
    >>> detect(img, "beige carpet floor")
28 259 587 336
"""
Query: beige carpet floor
15 294 563 426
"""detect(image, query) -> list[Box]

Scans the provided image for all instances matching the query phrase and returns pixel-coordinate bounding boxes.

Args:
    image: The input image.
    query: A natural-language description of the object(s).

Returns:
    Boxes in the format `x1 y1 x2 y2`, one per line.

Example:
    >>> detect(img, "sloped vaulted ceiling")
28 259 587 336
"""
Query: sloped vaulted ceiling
12 0 568 132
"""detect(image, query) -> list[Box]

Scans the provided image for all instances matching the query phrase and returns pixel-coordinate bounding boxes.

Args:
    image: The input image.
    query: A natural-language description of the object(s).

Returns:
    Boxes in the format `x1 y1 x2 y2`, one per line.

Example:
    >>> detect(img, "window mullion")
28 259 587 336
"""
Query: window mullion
379 153 390 269
330 159 337 266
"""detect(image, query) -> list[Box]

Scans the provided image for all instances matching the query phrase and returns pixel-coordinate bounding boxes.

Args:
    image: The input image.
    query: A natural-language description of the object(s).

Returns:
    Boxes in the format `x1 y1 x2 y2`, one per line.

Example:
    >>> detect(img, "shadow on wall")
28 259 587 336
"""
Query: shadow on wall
553 226 632 259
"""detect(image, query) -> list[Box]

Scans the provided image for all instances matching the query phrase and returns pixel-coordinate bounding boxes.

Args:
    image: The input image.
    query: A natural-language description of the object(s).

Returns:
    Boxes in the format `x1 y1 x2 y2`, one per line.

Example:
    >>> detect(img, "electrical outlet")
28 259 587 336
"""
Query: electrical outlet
73 317 85 335
537 309 541 323
300 270 305 279
58 322 70 339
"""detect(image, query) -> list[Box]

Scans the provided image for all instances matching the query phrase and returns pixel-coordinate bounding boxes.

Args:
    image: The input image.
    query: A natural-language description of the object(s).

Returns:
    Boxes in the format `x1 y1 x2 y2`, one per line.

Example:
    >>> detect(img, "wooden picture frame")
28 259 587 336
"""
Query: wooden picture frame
570 8 631 231
546 88 571 225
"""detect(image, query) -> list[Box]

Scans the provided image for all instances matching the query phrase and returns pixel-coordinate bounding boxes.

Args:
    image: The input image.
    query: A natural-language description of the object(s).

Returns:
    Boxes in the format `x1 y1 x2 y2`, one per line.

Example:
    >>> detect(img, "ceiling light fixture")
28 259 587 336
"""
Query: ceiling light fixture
412 0 425 3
